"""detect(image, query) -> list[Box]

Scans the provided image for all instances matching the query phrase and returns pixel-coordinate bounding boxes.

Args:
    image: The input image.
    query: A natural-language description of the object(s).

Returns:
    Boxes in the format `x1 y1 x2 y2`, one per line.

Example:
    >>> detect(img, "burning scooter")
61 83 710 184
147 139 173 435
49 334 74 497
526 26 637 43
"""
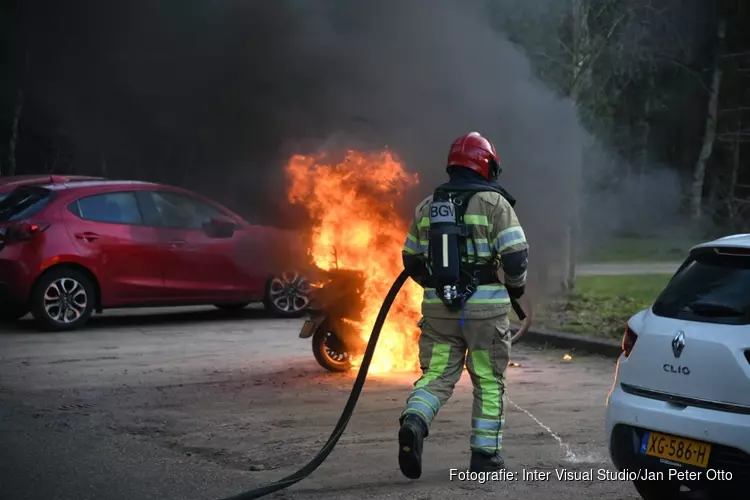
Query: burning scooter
298 267 533 373
298 268 368 372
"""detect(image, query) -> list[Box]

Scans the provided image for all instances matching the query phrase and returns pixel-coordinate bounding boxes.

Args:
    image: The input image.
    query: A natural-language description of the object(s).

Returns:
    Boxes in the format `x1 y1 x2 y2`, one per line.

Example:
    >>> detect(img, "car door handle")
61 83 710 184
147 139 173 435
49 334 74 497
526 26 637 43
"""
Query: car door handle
169 240 186 248
75 232 100 242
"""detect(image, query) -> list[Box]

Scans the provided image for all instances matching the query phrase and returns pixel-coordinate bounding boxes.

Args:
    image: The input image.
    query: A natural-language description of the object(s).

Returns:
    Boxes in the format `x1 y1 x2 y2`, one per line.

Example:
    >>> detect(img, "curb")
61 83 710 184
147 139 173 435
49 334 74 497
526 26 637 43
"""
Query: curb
515 326 623 358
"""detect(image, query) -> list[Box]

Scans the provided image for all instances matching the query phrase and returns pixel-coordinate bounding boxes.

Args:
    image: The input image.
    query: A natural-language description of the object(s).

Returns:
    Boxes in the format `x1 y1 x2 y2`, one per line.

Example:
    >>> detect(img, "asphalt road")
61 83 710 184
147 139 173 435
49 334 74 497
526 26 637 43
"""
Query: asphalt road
0 306 640 500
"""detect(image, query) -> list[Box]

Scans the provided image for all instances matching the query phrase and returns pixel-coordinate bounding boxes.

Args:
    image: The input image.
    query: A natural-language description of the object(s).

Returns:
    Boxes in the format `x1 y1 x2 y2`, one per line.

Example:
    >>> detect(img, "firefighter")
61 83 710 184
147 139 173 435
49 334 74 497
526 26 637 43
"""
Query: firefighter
397 132 529 479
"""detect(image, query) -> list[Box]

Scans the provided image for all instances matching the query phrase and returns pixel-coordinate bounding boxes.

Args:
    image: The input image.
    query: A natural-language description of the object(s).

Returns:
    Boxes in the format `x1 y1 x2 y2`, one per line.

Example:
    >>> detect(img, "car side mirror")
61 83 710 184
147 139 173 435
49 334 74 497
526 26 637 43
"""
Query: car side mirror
205 216 236 238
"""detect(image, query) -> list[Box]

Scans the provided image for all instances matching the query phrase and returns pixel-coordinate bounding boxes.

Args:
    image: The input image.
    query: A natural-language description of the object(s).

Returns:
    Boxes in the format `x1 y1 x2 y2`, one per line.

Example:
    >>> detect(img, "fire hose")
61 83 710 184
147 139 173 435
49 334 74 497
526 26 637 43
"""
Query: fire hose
218 270 529 500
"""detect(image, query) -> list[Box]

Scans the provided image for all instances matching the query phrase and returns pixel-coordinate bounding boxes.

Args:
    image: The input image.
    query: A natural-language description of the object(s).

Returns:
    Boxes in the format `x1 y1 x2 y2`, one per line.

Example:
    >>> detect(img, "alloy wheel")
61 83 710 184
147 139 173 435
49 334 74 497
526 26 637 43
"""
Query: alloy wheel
268 271 311 313
43 277 88 324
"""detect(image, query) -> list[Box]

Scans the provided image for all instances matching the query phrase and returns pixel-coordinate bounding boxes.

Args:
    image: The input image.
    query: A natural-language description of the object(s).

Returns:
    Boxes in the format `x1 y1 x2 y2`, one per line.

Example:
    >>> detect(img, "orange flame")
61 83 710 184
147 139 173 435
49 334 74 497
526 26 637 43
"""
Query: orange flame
286 150 423 373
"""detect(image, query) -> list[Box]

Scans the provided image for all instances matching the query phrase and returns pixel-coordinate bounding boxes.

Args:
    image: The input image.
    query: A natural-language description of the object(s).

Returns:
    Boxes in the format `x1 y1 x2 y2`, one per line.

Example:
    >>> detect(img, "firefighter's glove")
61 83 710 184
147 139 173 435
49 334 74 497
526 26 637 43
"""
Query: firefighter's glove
506 285 525 300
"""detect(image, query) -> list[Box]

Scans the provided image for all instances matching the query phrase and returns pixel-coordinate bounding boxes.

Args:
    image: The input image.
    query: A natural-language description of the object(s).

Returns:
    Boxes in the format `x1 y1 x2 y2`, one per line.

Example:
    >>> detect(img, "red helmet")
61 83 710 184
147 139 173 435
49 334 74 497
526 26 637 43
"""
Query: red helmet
446 132 501 180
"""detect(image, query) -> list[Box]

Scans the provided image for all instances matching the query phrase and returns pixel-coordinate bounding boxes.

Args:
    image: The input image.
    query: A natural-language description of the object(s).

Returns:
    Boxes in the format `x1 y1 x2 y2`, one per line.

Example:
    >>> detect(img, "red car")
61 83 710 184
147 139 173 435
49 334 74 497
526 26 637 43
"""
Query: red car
0 175 105 201
0 177 312 331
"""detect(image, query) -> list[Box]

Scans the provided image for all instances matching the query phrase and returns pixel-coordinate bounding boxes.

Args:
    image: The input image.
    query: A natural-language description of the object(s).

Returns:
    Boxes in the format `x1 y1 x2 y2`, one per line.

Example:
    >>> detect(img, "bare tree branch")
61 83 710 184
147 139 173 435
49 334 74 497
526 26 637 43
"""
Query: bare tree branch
690 18 726 221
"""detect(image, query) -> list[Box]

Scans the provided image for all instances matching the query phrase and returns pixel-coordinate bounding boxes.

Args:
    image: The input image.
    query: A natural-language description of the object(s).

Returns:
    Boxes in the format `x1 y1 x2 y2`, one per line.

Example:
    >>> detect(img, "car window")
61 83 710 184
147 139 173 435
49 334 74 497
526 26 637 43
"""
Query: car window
0 187 56 222
70 192 144 225
652 250 750 325
150 191 226 230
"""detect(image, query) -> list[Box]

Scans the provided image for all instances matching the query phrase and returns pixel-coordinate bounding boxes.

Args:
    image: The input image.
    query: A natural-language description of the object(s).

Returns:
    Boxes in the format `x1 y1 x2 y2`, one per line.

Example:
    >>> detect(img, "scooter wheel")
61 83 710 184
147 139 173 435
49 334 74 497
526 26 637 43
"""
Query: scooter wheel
312 322 352 373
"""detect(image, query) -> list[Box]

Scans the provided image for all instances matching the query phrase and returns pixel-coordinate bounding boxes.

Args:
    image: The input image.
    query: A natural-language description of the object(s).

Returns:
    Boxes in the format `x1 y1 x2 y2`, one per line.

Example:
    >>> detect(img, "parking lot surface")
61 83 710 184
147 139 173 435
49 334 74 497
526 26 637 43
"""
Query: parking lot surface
0 306 639 500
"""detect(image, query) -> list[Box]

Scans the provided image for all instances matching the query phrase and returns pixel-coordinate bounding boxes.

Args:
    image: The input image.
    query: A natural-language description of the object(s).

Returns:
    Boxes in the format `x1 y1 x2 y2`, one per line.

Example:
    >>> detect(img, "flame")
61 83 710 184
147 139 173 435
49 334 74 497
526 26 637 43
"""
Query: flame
562 354 573 361
286 150 423 374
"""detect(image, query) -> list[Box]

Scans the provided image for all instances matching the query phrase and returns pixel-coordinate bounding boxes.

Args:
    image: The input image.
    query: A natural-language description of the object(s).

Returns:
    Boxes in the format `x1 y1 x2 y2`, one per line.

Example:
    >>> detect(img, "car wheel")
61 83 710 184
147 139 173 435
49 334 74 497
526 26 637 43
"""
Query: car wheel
30 268 95 332
632 479 681 499
214 303 249 312
263 270 311 318
0 301 28 323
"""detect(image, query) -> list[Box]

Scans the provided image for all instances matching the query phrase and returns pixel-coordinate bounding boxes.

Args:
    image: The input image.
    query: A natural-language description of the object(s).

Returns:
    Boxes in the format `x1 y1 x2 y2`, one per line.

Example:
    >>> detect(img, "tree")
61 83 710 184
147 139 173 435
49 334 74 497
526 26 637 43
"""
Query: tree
5 48 30 177
488 0 629 291
543 0 625 291
689 18 726 222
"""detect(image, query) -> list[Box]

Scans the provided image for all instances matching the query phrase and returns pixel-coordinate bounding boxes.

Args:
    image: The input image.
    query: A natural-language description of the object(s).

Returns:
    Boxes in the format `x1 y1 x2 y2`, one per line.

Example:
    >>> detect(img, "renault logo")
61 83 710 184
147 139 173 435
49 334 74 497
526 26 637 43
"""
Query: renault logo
672 331 686 358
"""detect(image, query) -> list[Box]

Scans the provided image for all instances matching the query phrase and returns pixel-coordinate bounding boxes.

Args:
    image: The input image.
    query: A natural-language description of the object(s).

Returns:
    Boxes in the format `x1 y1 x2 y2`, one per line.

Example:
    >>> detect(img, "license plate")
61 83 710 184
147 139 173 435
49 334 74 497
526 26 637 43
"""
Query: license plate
640 431 711 468
299 320 317 339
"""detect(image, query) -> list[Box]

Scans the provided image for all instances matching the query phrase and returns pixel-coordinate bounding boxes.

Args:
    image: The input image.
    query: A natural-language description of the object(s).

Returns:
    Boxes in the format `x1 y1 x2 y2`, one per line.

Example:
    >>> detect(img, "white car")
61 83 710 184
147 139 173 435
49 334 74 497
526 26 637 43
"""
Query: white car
605 234 750 499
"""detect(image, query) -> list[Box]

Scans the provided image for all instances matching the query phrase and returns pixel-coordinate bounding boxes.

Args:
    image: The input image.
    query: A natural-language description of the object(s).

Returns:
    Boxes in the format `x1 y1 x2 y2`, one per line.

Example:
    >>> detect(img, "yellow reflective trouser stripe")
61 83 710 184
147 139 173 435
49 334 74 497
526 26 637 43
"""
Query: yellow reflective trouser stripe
411 389 440 413
473 417 503 431
471 350 501 415
403 388 441 423
401 343 451 424
493 225 527 253
471 431 502 451
415 343 450 388
423 285 510 304
469 349 503 451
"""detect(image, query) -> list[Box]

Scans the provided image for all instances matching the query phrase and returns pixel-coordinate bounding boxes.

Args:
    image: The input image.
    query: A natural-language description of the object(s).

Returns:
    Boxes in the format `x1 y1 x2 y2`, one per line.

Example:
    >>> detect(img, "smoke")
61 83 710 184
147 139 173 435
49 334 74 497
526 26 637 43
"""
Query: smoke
18 1 607 289
228 0 583 254
262 0 585 286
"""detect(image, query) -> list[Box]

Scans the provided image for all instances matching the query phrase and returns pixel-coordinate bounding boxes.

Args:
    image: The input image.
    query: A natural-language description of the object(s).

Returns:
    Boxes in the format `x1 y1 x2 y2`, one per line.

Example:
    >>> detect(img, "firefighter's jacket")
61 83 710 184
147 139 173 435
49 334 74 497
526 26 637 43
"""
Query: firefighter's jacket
402 188 529 320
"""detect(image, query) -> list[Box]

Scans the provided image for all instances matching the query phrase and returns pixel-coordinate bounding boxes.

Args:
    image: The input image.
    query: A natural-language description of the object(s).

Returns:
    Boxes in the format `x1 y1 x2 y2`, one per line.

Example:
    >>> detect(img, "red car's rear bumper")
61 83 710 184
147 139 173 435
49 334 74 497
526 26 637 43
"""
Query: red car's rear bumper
0 244 39 305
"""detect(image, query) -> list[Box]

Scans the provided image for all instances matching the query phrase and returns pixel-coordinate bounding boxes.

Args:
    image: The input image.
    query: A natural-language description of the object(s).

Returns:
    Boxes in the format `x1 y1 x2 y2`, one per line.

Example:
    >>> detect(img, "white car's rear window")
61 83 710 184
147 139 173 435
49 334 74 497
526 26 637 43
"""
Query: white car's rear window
652 249 750 325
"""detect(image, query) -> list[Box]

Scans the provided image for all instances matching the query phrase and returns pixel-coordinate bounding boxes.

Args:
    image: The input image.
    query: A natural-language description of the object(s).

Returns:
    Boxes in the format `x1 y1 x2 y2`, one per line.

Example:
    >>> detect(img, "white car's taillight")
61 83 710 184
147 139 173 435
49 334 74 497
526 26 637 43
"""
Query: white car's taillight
621 326 638 358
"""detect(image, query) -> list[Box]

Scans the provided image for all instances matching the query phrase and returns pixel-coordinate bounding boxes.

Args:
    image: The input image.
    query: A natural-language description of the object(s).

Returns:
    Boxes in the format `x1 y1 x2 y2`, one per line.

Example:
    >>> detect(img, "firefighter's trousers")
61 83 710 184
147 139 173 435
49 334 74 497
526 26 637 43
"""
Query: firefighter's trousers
400 315 511 454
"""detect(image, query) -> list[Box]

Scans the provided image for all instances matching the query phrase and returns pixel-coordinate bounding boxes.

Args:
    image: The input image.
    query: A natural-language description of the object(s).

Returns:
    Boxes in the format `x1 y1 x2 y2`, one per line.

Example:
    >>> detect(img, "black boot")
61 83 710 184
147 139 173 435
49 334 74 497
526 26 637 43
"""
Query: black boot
398 415 427 479
469 450 506 473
